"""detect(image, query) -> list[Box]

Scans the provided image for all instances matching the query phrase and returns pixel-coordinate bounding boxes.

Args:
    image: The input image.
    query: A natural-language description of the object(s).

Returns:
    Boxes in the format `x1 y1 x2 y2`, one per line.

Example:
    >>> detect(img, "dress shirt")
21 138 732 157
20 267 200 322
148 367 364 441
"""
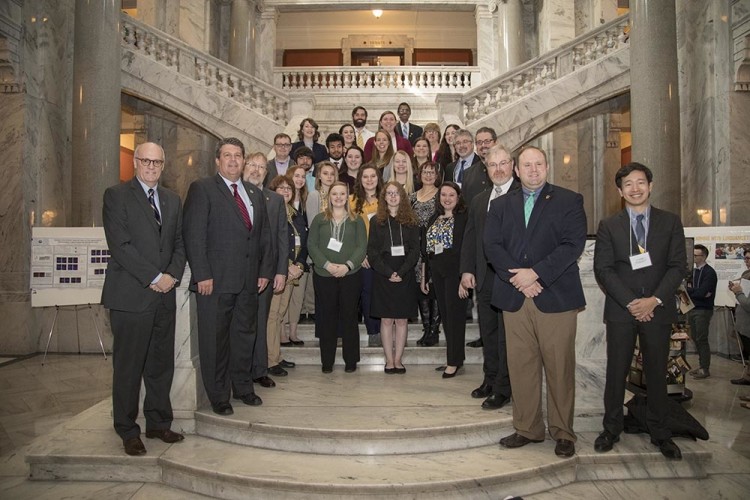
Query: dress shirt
454 153 477 184
219 174 254 223
626 206 651 250
487 177 515 210
275 158 291 176
136 178 163 284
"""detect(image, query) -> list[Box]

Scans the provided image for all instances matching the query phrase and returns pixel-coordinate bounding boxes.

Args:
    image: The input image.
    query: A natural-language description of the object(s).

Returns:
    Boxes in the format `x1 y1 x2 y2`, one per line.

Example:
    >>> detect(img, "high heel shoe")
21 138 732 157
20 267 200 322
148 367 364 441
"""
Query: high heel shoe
442 366 463 379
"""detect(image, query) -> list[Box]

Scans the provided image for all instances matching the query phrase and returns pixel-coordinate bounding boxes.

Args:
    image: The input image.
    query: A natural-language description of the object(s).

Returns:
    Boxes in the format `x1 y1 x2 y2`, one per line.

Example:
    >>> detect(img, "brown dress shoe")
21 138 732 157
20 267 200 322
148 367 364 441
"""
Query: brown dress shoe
123 436 147 456
145 429 185 443
555 439 575 457
499 432 544 448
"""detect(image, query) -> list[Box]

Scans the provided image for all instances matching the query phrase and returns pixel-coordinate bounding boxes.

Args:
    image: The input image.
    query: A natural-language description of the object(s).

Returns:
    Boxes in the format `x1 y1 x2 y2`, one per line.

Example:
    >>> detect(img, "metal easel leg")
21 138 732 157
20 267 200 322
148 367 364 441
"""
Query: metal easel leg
88 304 108 360
42 306 60 365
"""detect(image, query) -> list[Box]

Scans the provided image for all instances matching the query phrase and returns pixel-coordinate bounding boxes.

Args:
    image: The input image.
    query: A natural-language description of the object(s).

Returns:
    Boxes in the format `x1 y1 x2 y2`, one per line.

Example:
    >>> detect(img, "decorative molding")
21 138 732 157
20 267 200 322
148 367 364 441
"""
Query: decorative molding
736 35 750 91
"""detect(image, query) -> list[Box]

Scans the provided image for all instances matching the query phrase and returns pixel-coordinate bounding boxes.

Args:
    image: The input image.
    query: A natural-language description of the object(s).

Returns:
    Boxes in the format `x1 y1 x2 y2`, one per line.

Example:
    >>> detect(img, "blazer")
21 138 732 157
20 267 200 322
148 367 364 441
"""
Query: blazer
265 157 295 186
484 182 587 313
593 206 687 324
291 141 328 166
396 122 424 146
363 134 414 162
422 211 469 279
460 181 521 291
367 216 421 279
182 174 273 294
102 178 186 312
264 188 290 276
444 155 488 204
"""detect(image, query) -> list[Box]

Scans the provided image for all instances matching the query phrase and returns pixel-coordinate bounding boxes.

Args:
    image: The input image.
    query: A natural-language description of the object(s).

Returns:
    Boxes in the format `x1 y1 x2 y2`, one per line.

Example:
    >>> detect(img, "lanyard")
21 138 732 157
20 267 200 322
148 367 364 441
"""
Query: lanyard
330 217 347 242
387 217 404 246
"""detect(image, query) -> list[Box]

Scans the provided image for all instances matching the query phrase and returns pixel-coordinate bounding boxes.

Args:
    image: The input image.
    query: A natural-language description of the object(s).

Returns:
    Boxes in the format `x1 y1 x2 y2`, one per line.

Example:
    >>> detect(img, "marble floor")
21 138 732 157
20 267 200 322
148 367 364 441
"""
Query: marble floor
0 353 749 498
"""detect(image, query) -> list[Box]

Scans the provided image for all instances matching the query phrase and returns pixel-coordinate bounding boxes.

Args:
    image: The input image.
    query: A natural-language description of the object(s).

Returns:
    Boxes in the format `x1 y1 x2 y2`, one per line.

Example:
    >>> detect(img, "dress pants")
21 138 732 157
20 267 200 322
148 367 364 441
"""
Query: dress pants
603 320 672 441
503 298 577 442
195 286 258 404
268 283 294 367
251 285 272 379
687 308 713 370
110 302 175 440
314 271 362 369
430 253 466 367
285 272 308 326
477 271 511 398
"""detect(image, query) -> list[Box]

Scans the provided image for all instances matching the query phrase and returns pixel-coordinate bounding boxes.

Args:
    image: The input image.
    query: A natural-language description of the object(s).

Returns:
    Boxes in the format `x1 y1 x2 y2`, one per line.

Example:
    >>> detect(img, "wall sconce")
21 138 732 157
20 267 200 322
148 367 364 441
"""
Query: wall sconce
719 207 727 225
372 9 383 18
696 209 712 225
562 154 571 165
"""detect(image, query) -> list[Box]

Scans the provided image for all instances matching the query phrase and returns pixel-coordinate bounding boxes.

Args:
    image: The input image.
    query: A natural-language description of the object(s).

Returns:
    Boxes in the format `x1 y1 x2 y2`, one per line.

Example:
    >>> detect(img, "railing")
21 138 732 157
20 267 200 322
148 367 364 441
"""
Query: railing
275 66 480 92
120 14 288 122
462 14 630 122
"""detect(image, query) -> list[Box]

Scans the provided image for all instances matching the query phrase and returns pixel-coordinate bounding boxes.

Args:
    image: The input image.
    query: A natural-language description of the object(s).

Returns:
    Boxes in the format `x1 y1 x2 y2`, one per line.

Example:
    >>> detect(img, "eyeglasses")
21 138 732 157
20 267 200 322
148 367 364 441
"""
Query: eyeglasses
454 140 472 146
385 191 400 197
488 160 512 168
136 157 164 168
244 163 266 169
422 170 436 176
476 139 495 146
274 143 291 148
276 186 292 192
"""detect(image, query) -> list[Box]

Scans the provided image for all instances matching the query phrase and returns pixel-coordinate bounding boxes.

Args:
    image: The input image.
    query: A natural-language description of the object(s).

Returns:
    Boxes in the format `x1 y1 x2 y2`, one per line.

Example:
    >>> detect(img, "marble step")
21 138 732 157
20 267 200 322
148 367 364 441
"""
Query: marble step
288 322 481 341
279 345 484 365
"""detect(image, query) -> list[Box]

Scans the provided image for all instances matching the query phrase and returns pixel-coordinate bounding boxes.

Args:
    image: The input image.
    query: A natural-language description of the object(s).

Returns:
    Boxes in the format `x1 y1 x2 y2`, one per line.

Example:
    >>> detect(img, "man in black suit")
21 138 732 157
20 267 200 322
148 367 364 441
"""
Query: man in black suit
444 129 484 206
460 145 519 410
102 142 186 456
244 152 295 385
485 146 587 458
593 163 686 460
396 102 423 146
183 137 273 416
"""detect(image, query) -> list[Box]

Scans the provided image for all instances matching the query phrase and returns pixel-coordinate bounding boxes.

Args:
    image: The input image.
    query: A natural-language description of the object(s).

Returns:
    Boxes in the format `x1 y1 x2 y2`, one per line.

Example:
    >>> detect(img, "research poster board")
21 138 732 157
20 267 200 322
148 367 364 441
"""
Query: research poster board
684 226 750 307
31 227 109 307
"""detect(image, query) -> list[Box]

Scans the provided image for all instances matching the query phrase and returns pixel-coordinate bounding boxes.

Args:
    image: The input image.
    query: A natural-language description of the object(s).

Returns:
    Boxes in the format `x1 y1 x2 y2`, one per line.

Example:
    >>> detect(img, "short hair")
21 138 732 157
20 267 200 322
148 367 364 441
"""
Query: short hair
325 133 345 148
517 145 548 166
484 144 511 162
297 118 320 142
455 129 474 142
273 133 291 144
615 162 653 189
417 161 442 188
475 127 497 141
293 146 314 161
423 122 441 137
244 151 266 163
268 175 296 204
215 137 245 159
352 106 368 118
694 244 709 257
133 142 165 165
397 102 411 111
435 182 467 215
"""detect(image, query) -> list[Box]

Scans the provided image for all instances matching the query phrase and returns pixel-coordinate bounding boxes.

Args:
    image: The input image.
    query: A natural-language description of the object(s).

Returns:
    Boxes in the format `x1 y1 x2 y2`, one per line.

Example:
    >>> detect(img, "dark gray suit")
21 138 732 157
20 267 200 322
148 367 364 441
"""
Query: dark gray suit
183 174 273 404
444 155 488 206
265 157 295 187
102 178 186 440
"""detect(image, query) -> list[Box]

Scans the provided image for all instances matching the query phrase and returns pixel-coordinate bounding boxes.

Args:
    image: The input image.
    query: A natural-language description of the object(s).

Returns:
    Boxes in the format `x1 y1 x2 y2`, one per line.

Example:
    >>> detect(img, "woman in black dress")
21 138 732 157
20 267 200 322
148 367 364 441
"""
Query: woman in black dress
368 181 420 374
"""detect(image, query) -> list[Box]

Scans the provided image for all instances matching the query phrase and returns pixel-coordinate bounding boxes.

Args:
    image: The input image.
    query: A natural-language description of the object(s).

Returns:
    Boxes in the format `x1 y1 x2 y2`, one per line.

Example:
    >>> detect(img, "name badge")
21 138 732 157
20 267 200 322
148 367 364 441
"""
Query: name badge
434 243 444 255
294 235 301 247
327 238 343 252
391 245 405 256
630 252 652 270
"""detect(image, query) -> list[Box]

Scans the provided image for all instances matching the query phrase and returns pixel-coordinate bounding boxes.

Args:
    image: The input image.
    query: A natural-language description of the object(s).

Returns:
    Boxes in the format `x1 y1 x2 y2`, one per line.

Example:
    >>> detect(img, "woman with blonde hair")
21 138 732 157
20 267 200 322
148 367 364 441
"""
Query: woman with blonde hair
306 161 338 224
368 181 420 373
384 150 415 195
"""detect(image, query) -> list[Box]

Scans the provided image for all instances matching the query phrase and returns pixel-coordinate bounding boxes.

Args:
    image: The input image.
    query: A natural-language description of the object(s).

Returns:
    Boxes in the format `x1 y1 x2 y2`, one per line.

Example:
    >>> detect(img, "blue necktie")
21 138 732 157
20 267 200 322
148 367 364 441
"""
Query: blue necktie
635 214 646 252
457 159 466 183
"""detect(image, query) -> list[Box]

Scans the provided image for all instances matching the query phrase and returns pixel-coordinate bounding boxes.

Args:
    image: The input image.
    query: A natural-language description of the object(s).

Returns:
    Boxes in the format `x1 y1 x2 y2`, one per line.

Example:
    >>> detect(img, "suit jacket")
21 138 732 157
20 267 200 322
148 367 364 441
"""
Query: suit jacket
484 182 587 313
291 141 328 166
397 122 423 146
263 188 290 276
593 207 686 324
363 134 414 161
421 211 469 279
182 174 273 294
102 178 186 312
444 155 488 205
460 181 521 291
265 157 295 187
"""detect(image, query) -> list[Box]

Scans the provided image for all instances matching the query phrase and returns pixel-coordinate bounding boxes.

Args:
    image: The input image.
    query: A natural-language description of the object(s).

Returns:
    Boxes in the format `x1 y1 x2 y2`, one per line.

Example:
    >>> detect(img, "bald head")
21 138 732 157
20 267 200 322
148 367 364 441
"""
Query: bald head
133 142 165 188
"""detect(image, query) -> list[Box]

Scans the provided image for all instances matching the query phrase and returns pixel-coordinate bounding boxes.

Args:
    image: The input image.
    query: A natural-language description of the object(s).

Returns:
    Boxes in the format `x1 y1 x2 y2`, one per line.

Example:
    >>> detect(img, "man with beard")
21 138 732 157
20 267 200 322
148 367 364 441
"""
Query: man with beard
352 106 374 149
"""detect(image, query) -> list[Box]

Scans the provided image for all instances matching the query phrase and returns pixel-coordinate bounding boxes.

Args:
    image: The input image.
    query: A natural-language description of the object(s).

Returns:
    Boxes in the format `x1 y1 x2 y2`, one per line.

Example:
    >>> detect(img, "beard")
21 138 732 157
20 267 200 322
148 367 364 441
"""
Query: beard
353 118 366 128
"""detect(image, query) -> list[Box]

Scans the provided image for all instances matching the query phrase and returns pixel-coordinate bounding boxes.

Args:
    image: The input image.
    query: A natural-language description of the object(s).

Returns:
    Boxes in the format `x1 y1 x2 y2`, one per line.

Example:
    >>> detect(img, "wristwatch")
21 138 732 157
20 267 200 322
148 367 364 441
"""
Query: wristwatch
654 296 663 306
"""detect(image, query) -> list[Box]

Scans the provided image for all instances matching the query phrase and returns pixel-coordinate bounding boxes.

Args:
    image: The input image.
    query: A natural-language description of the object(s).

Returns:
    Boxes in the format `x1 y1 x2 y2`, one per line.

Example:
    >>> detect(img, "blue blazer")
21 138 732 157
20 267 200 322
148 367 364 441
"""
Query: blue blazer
484 182 587 313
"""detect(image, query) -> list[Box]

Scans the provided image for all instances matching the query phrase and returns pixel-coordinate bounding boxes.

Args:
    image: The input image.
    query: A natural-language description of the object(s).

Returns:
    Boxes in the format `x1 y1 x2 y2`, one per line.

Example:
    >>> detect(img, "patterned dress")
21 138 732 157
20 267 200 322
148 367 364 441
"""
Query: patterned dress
409 190 438 283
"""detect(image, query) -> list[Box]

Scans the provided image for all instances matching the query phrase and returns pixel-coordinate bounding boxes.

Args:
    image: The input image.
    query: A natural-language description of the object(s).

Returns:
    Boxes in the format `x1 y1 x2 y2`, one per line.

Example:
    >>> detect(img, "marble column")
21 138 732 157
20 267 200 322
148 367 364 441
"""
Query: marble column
71 0 121 226
497 0 525 72
254 7 277 83
475 3 499 82
631 0 681 214
228 0 256 74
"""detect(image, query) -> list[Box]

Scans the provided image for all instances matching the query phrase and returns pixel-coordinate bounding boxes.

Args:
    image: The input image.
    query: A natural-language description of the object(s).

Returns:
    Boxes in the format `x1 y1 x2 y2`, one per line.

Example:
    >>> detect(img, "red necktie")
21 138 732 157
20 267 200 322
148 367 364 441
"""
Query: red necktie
232 183 252 231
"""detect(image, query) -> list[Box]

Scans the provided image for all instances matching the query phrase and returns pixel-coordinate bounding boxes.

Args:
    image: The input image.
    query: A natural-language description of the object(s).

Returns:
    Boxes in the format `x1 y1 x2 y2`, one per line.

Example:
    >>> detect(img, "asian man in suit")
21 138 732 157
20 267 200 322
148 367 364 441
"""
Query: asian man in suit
485 146 587 458
593 163 686 460
183 137 273 416
102 142 186 456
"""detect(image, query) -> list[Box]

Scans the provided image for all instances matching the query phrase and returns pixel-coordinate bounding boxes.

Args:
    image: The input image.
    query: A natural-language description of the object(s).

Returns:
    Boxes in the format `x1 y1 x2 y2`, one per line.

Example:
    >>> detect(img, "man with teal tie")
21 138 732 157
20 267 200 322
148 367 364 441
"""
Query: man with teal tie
484 146 587 458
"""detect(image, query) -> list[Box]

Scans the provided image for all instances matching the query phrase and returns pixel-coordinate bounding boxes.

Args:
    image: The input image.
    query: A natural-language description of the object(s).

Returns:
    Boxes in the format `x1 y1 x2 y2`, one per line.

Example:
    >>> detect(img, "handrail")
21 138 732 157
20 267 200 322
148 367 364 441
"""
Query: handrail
120 14 288 122
462 13 630 122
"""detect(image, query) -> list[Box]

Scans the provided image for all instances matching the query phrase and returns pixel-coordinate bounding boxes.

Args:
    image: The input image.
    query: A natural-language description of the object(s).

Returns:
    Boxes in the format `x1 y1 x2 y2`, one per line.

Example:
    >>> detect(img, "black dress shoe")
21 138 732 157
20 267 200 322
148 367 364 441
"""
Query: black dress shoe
268 365 288 376
145 429 185 443
594 430 619 453
279 359 296 368
322 366 333 373
253 376 276 388
499 432 544 449
394 365 406 374
482 393 510 410
422 334 439 346
384 366 397 374
211 401 234 416
731 377 750 385
435 365 447 371
280 341 294 347
442 366 462 378
651 438 682 460
466 338 483 348
555 439 576 457
345 363 357 373
291 339 305 346
123 436 146 456
471 383 493 399
233 393 263 406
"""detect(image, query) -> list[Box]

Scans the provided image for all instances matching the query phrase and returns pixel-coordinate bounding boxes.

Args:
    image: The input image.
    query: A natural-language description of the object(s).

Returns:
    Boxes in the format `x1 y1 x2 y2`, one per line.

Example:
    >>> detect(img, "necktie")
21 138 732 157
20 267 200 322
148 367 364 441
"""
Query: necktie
232 183 253 231
457 159 467 183
148 188 161 226
490 186 502 201
356 131 364 148
524 191 535 227
635 214 646 252
402 123 408 137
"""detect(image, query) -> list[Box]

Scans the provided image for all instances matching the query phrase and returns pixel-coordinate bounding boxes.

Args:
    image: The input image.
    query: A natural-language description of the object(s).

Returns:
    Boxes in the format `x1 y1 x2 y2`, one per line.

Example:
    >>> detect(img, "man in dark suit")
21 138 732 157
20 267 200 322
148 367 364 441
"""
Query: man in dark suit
396 102 423 145
244 152 294 385
183 137 273 416
460 145 519 410
444 129 485 206
266 133 295 182
593 163 686 460
485 146 586 458
102 142 186 456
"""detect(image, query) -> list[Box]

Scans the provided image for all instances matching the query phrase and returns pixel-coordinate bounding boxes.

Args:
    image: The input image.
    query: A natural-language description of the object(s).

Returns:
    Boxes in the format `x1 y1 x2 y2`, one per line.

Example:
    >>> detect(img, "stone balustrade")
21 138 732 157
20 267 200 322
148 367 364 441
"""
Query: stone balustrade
121 14 288 123
275 66 480 92
462 13 630 122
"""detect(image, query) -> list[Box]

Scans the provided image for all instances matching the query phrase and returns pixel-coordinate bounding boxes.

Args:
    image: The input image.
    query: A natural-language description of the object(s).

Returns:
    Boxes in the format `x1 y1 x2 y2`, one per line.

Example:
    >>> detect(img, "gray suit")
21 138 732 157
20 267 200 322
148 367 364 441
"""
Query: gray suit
102 178 186 440
183 174 273 404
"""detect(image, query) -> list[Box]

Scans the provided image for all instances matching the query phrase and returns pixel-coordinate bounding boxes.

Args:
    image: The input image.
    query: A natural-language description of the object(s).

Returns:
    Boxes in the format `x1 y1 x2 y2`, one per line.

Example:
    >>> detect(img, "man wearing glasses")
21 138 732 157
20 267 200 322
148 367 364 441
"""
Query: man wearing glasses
686 244 717 379
266 133 295 182
102 142 186 456
444 128 495 206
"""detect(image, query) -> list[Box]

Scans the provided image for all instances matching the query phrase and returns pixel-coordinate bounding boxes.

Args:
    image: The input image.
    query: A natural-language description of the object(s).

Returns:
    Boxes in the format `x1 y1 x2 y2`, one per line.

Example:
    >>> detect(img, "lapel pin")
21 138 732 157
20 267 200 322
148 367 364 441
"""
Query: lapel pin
545 195 551 200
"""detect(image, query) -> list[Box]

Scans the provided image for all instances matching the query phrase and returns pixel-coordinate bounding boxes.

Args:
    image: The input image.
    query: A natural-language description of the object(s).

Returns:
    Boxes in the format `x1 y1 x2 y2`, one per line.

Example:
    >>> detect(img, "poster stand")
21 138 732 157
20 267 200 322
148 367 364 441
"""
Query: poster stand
42 304 107 365
718 305 747 367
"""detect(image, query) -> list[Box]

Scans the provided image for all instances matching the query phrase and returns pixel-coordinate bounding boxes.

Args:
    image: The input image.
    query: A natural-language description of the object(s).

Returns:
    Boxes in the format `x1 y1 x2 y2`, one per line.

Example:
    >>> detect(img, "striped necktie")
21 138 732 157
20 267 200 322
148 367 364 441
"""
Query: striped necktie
232 183 253 231
148 188 161 226
524 191 535 227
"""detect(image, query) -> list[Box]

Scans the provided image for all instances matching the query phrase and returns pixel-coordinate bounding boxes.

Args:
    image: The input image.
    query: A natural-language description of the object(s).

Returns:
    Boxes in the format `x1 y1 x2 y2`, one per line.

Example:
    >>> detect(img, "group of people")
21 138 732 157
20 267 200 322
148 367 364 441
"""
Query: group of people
102 103 698 464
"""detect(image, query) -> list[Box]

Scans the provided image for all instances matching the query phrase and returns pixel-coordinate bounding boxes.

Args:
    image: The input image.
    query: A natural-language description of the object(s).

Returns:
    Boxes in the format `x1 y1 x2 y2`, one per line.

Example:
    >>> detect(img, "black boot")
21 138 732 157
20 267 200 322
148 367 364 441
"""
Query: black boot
417 297 431 346
423 299 441 346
